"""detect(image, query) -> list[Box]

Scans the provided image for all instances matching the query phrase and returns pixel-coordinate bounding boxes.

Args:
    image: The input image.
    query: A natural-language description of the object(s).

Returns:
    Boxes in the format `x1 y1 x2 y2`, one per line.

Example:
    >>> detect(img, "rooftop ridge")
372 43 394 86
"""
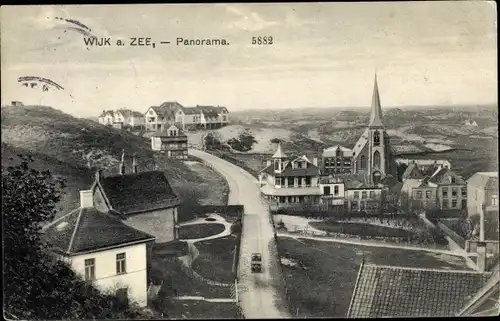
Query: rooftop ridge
364 263 491 275
42 207 80 231
66 208 84 254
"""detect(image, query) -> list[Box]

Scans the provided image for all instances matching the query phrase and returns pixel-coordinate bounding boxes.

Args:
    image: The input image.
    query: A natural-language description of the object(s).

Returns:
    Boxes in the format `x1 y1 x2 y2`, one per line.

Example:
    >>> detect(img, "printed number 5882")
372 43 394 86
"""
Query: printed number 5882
252 36 273 45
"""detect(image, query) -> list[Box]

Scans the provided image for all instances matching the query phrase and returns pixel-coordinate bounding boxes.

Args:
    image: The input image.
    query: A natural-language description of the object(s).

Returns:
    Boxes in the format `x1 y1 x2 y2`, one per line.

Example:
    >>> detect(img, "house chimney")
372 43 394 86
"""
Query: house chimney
133 153 138 174
313 157 318 166
476 241 487 272
120 149 126 175
80 190 94 208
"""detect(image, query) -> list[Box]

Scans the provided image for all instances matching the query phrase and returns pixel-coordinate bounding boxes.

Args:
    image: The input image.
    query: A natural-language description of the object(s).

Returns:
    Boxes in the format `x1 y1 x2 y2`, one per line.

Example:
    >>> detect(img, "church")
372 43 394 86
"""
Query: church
321 74 398 186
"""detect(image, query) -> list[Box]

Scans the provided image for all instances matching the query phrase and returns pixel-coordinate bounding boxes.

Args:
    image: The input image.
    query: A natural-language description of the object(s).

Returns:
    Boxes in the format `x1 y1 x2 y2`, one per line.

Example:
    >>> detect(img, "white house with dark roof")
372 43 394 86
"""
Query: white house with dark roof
42 190 156 307
98 110 115 125
114 109 145 128
259 143 322 207
91 151 181 243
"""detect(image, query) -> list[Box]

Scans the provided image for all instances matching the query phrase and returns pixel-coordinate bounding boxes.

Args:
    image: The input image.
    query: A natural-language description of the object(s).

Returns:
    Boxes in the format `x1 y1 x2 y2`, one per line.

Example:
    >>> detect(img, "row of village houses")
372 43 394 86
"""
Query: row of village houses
259 142 499 218
98 101 230 131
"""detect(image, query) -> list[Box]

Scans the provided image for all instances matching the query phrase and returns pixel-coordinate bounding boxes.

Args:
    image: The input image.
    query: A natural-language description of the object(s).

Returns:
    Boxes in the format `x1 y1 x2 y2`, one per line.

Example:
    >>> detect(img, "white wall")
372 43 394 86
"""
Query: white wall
124 207 178 243
69 243 148 307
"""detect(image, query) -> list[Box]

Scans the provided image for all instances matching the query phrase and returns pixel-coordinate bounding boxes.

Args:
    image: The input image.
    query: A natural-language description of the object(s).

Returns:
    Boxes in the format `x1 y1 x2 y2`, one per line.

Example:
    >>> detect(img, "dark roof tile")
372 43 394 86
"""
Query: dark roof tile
348 264 491 318
43 207 155 255
98 171 180 215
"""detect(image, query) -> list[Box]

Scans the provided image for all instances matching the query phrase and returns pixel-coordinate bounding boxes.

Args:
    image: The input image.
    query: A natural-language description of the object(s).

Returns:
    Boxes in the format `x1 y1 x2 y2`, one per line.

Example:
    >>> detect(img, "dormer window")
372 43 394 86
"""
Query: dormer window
336 149 342 157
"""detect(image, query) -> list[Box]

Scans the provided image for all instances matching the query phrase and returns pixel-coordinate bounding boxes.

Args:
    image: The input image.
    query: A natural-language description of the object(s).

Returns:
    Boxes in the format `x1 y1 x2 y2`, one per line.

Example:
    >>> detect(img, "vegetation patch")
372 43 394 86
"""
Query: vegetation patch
310 217 448 247
149 256 231 299
191 235 239 284
178 223 226 240
153 299 242 319
275 236 471 318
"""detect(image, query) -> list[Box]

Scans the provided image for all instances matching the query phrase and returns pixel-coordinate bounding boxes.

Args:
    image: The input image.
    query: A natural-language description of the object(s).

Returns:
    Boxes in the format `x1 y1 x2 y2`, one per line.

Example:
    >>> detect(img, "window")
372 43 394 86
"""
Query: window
275 177 282 186
148 117 155 122
442 200 448 209
442 188 448 198
360 201 366 210
451 199 457 208
305 177 311 186
274 160 280 171
462 188 467 197
344 160 351 166
362 191 367 199
336 159 342 166
416 191 423 199
116 253 126 274
351 201 358 210
296 162 302 169
451 177 456 184
334 185 339 196
323 186 331 195
336 149 342 157
492 195 498 206
452 187 458 197
149 110 154 114
374 131 381 146
354 191 360 199
84 258 96 281
425 190 431 199
369 191 375 198
373 151 381 169
360 156 367 170
223 115 227 121
461 199 467 209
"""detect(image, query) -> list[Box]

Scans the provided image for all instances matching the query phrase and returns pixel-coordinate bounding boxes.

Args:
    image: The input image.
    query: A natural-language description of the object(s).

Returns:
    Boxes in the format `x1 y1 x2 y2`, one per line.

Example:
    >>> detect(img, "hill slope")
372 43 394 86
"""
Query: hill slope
1 105 221 217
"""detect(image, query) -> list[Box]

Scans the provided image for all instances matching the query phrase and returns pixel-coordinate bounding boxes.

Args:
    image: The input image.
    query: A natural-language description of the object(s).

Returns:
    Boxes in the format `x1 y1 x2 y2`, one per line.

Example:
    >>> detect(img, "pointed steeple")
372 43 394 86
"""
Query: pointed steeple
272 142 287 159
368 73 384 128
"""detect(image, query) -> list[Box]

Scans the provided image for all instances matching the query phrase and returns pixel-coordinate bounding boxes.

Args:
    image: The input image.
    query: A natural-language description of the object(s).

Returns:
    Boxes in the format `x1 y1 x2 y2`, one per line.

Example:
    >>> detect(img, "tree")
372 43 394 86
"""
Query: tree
203 132 223 150
2 155 153 319
227 129 257 152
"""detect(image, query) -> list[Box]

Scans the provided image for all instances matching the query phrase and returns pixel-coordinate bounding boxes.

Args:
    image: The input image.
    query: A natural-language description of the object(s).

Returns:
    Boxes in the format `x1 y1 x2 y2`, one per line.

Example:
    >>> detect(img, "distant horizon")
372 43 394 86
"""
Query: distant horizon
1 3 496 118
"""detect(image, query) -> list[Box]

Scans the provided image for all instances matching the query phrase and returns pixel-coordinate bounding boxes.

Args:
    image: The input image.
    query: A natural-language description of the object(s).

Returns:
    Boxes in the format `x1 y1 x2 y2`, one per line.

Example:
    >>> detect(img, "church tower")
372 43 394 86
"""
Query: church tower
367 74 390 185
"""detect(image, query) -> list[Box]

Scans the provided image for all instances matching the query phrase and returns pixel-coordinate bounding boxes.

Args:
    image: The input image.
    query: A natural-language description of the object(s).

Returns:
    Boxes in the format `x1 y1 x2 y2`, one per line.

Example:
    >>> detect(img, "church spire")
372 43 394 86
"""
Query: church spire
368 73 384 128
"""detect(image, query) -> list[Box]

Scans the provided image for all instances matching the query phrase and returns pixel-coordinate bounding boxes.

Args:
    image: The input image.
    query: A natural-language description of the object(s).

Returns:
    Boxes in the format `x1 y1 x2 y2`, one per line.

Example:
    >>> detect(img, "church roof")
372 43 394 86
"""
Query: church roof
368 74 384 128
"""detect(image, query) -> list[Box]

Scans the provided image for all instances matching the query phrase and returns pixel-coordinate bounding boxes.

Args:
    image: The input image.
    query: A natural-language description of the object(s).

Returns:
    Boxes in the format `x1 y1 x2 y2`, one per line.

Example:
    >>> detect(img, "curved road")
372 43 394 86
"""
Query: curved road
189 149 290 319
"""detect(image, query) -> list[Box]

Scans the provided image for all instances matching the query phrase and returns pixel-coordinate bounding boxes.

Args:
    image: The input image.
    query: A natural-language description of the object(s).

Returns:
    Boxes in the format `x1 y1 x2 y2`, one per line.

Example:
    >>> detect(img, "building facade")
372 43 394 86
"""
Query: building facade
322 145 354 175
99 109 144 129
42 190 155 307
259 143 322 208
99 110 115 125
151 124 188 159
345 186 383 213
467 172 499 216
144 102 229 131
319 175 346 206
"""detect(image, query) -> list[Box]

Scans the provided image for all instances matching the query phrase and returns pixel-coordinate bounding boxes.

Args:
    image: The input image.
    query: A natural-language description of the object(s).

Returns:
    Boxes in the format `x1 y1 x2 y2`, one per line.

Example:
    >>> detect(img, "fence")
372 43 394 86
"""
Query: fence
274 231 301 318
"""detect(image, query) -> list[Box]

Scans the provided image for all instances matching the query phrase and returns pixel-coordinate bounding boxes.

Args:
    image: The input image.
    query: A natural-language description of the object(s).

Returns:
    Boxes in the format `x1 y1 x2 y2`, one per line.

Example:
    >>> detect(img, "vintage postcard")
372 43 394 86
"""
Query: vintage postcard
1 2 498 319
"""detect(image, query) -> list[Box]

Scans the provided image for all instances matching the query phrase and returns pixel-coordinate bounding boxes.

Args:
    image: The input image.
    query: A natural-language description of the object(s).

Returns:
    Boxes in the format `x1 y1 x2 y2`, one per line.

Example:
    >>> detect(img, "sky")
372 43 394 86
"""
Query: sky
1 2 497 118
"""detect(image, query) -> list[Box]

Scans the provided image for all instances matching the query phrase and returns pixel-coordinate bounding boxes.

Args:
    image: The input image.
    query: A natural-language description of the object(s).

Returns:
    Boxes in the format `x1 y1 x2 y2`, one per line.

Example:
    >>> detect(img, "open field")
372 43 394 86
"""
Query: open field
149 255 231 299
191 235 239 284
156 299 242 319
183 161 229 205
276 236 472 318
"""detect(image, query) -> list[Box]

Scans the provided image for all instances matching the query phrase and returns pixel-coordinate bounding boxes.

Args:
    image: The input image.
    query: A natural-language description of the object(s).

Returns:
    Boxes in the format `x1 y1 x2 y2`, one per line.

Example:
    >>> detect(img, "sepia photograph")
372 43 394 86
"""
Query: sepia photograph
1 2 498 319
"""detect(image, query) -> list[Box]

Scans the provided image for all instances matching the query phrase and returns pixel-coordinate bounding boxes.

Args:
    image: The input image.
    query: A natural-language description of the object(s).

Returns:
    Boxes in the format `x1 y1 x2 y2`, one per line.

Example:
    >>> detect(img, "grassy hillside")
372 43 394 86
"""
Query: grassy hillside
1 105 224 217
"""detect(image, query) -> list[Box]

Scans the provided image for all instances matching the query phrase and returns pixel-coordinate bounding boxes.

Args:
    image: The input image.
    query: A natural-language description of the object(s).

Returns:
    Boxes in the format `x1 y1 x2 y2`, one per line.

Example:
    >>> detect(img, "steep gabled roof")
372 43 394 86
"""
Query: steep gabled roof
368 74 384 128
467 172 499 191
272 143 287 159
95 171 180 215
402 162 425 180
347 264 491 318
42 207 155 256
458 265 500 316
280 161 320 177
428 168 466 185
352 128 369 158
